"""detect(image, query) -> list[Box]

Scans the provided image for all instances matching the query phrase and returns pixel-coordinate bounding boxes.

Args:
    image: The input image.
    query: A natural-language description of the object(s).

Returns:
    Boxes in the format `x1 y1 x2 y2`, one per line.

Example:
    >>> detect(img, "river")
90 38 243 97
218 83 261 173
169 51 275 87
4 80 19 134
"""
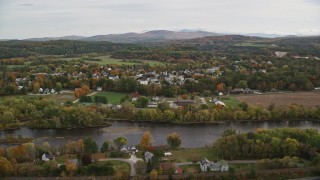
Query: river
1 120 320 148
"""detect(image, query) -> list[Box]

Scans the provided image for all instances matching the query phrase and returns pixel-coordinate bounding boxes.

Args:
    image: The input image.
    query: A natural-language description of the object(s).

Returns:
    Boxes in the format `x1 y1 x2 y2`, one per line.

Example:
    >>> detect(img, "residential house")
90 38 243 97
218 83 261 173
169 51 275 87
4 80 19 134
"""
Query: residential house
215 101 226 107
275 51 287 57
231 88 244 94
144 151 154 163
174 99 196 107
149 78 160 85
121 146 138 154
138 79 149 85
244 88 254 94
38 88 43 94
200 158 229 172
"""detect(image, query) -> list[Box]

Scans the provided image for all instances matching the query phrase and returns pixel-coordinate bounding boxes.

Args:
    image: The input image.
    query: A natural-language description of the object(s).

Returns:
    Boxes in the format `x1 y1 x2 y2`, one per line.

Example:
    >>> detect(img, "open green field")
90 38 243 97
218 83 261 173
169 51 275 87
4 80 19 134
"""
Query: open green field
7 61 33 69
235 42 270 47
60 55 165 67
220 96 241 107
93 91 127 104
87 56 165 66
205 95 241 108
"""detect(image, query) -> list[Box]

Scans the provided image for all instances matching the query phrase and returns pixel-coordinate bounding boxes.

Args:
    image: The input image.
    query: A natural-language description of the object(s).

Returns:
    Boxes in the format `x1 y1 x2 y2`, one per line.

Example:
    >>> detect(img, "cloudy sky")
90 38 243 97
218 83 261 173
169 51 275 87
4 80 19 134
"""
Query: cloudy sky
0 0 319 39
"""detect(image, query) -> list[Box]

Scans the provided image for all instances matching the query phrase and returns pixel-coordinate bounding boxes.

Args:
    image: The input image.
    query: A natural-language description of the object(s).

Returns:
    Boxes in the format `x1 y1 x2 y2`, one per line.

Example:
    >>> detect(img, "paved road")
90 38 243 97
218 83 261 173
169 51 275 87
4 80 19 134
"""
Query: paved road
200 98 208 105
99 154 143 177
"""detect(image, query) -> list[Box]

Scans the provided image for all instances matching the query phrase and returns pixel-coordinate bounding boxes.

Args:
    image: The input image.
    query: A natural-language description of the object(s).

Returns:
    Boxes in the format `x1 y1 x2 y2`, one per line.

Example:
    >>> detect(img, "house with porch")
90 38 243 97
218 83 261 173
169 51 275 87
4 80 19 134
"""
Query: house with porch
200 158 229 172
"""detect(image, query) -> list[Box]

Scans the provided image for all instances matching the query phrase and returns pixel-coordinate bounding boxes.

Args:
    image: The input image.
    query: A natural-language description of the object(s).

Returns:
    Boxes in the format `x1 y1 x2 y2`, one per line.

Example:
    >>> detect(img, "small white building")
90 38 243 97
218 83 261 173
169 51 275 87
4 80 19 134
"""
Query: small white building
42 153 50 161
215 101 226 107
144 151 154 163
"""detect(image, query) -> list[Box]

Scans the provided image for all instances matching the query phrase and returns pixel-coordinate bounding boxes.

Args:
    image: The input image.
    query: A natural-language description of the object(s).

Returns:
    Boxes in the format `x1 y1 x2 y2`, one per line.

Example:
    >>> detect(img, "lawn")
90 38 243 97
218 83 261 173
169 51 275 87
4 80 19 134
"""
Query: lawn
180 164 201 174
220 96 241 107
108 160 131 175
171 148 218 162
93 91 127 104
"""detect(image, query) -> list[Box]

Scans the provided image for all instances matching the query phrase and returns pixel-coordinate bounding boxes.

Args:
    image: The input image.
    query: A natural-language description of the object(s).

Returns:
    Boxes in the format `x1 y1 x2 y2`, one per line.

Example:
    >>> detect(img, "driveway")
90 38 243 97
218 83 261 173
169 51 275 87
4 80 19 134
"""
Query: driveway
73 91 98 104
199 98 208 105
99 154 143 177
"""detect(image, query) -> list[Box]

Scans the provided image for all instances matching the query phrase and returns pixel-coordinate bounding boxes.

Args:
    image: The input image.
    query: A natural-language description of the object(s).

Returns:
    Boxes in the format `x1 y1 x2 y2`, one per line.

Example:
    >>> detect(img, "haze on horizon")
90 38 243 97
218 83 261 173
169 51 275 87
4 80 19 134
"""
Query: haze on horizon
0 0 319 39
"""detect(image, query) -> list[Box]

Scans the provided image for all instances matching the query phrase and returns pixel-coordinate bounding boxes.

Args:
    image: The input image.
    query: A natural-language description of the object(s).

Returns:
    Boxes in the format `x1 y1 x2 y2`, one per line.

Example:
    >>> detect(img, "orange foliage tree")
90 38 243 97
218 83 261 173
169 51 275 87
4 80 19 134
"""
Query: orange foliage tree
140 131 152 151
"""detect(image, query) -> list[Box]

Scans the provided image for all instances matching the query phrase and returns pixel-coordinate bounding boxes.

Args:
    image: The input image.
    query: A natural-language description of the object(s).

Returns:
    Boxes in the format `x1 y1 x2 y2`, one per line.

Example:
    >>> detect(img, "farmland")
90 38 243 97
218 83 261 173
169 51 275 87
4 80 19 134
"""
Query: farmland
61 55 165 66
237 92 320 108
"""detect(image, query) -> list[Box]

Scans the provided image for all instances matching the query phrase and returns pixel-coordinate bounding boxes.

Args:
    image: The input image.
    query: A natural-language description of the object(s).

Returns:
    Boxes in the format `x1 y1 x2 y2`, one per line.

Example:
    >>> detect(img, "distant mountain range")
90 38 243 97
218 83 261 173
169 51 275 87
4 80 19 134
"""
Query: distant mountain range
19 30 300 43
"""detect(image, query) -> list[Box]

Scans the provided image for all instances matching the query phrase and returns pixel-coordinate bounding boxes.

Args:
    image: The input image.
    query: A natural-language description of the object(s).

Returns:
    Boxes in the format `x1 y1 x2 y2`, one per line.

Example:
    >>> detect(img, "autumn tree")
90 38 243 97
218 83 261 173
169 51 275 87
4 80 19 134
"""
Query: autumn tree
62 161 78 177
216 83 225 92
0 157 13 177
167 132 182 149
181 94 188 99
150 169 158 180
140 131 152 151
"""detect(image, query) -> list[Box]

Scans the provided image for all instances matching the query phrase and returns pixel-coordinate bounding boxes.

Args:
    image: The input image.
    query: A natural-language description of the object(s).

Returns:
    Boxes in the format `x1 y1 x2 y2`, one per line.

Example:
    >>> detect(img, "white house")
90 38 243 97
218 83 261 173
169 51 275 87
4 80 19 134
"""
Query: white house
144 151 154 163
41 153 50 161
200 158 229 172
138 80 149 85
215 101 226 107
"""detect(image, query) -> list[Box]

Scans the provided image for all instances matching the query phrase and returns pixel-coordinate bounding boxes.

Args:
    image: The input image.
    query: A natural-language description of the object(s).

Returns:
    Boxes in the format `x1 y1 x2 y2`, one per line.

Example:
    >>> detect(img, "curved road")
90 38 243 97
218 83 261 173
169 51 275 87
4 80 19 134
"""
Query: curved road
99 154 143 177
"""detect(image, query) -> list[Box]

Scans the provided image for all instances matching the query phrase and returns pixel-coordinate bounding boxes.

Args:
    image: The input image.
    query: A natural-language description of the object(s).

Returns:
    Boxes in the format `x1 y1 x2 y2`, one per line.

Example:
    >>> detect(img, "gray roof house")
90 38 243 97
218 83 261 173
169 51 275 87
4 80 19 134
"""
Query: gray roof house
144 151 154 163
200 158 229 172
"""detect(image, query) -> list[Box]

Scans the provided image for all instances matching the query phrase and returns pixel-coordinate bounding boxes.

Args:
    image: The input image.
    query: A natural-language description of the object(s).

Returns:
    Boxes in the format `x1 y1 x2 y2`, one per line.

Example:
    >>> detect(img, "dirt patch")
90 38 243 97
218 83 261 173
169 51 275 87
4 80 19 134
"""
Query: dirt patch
237 91 320 108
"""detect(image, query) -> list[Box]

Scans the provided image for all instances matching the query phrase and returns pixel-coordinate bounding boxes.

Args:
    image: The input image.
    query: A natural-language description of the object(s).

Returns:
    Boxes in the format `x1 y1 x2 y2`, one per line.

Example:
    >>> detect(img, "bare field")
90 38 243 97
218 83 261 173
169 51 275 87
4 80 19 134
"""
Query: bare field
237 92 320 107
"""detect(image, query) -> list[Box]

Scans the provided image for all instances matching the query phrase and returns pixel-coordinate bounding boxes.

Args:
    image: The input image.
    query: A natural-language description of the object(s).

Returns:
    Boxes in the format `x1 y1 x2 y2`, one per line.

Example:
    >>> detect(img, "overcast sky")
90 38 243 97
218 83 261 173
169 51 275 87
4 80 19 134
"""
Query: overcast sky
0 0 319 39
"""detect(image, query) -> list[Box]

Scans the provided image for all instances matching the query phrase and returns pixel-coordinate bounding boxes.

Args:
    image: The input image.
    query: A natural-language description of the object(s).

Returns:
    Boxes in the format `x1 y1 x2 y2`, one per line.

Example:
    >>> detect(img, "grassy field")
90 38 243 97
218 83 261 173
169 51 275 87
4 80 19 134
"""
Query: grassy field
93 91 127 104
108 160 131 175
171 148 218 162
237 92 320 108
180 164 201 174
235 42 269 47
60 55 165 67
220 96 241 107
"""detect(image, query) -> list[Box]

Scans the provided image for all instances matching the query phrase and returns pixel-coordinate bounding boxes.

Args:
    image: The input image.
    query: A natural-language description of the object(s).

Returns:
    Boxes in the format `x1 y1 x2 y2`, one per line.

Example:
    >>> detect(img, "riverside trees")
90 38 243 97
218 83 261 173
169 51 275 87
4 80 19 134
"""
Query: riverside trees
0 97 106 129
213 128 320 160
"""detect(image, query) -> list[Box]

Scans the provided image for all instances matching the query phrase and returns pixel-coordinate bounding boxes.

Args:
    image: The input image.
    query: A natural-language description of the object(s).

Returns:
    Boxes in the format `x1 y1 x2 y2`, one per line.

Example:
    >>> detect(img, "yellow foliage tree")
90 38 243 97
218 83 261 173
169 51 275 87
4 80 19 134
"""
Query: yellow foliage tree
150 169 158 180
0 157 13 177
140 131 152 151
